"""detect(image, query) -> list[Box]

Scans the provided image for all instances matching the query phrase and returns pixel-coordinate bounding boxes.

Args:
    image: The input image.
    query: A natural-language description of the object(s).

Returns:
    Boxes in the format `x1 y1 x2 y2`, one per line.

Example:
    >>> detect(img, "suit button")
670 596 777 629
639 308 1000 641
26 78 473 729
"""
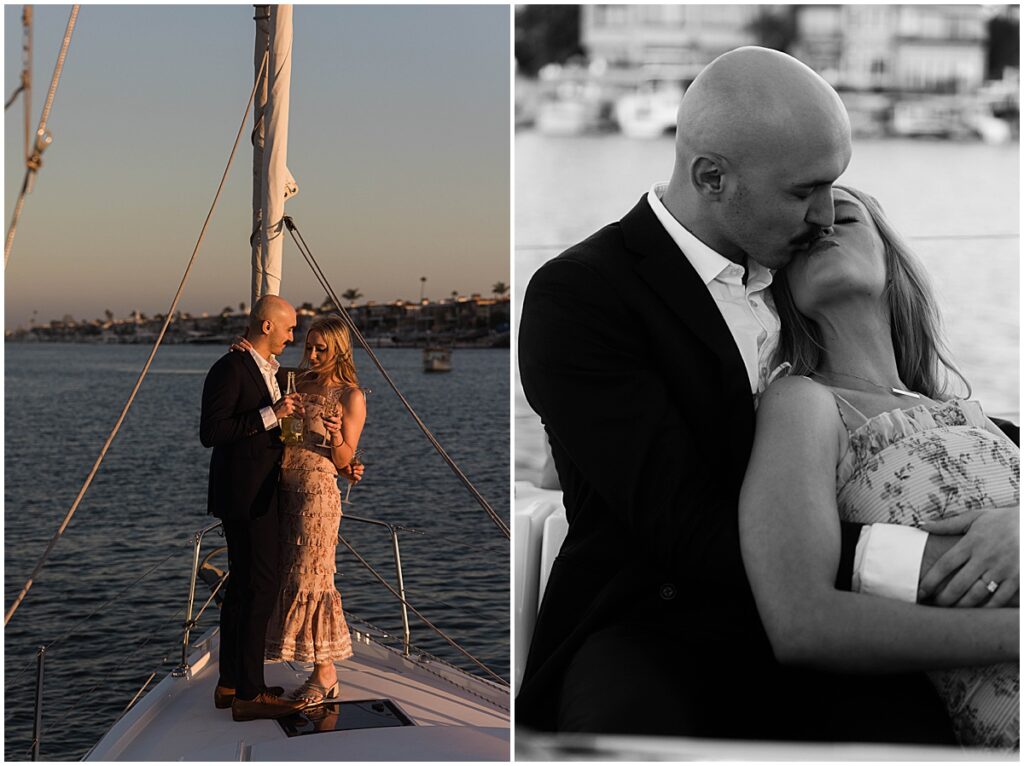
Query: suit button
659 583 677 601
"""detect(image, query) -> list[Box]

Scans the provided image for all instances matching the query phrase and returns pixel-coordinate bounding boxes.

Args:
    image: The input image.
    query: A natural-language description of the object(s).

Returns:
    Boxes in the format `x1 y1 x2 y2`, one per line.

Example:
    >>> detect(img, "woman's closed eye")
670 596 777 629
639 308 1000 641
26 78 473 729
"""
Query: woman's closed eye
835 217 857 226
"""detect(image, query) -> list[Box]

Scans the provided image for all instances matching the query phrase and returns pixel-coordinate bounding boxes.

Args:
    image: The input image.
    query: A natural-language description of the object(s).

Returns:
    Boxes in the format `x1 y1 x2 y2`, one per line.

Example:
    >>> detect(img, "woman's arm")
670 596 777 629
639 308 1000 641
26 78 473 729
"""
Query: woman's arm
327 387 365 469
739 376 1018 673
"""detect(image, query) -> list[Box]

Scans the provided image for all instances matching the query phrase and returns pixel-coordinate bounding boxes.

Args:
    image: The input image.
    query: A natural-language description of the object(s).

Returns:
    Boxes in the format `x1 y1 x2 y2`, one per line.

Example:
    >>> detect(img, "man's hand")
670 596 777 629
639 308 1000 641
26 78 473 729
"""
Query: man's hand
918 507 1019 608
273 393 304 420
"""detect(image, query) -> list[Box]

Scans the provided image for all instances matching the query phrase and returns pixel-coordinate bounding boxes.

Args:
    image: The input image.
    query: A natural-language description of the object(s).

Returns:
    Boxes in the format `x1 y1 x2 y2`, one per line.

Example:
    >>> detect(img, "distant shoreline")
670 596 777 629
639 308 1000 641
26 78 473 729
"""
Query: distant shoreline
5 296 511 348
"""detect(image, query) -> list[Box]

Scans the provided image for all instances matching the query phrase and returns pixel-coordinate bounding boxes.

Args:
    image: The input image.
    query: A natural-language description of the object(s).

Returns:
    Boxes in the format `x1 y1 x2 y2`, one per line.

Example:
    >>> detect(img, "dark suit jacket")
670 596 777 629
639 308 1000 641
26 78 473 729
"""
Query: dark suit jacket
200 351 285 521
517 197 865 730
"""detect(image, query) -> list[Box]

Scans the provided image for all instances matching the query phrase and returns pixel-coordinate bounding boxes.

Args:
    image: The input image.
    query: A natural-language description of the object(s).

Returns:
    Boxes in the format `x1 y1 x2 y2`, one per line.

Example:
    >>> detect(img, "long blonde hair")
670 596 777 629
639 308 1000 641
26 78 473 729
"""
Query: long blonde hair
770 184 969 400
299 315 360 388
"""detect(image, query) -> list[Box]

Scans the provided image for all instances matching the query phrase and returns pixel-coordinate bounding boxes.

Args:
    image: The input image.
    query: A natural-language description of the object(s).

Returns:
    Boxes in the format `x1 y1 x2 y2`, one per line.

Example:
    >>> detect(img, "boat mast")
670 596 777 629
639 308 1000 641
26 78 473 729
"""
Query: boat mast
251 4 297 307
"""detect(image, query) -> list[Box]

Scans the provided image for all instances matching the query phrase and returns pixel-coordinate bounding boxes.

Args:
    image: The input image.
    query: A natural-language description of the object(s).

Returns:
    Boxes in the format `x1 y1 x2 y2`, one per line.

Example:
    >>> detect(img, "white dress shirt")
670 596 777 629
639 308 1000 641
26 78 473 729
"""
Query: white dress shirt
646 183 924 603
248 348 282 431
647 184 779 394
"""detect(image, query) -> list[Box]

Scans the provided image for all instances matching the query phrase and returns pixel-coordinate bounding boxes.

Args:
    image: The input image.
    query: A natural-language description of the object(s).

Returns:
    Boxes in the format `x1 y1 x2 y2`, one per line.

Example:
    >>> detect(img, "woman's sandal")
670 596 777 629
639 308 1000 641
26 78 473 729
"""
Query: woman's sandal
290 679 340 706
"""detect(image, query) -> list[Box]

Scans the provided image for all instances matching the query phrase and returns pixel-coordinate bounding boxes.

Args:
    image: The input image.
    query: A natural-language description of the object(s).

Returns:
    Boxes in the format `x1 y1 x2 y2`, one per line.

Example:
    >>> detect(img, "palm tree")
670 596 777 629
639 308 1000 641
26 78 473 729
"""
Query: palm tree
341 288 363 307
492 281 509 298
419 276 427 303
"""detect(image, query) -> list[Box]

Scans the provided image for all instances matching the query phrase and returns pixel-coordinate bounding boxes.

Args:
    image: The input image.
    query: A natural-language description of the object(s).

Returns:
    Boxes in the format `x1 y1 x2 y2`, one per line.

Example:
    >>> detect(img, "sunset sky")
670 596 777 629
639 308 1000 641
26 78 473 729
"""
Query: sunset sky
4 5 510 329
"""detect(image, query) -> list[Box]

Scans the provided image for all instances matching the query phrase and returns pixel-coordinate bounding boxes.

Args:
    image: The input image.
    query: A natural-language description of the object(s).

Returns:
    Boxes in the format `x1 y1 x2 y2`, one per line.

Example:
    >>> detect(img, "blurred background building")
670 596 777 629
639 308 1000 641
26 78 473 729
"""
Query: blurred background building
515 4 1019 140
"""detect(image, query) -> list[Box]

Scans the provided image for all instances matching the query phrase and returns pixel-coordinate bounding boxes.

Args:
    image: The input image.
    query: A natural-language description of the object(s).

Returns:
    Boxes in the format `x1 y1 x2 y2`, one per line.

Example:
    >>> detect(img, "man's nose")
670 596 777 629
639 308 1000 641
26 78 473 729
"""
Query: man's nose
806 187 835 229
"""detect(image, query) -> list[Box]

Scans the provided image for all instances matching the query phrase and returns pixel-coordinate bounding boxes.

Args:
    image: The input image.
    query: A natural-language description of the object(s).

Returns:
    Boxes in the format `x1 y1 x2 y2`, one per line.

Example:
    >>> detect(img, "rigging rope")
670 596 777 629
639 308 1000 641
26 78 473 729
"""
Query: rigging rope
5 5 78 270
3 51 271 628
284 218 511 540
3 6 32 150
338 534 509 686
4 84 25 110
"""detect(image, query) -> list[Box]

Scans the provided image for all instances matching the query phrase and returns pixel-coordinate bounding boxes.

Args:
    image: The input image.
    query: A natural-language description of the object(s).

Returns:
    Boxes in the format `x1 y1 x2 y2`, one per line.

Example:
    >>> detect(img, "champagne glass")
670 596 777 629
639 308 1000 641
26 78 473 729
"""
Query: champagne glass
343 449 364 506
319 391 340 447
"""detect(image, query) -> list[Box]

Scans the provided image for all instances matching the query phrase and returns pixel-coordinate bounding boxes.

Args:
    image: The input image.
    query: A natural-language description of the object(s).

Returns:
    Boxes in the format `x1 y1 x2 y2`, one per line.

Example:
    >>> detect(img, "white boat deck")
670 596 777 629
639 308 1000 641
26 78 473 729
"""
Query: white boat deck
87 629 509 761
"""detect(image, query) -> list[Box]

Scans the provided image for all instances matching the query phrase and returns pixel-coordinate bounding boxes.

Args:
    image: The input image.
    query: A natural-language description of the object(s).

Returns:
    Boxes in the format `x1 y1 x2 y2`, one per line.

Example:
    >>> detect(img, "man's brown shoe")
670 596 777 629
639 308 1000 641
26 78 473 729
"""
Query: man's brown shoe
231 692 303 722
215 685 284 709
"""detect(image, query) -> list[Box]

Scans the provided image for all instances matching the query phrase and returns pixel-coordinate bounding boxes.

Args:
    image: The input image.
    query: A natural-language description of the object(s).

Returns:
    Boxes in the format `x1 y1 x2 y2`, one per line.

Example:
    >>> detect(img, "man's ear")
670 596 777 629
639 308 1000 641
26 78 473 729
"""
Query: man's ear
691 155 726 200
262 320 272 336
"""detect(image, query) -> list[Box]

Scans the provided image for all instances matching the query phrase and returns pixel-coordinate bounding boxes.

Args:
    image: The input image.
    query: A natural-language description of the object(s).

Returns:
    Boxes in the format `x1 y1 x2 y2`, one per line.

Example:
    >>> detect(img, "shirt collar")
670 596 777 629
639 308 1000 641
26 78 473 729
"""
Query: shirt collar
248 347 280 375
646 183 773 289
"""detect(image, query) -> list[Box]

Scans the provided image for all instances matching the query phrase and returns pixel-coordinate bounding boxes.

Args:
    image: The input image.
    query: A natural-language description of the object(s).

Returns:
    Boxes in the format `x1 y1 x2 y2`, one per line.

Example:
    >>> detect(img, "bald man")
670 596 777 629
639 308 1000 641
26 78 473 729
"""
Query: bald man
518 48 958 742
200 295 304 721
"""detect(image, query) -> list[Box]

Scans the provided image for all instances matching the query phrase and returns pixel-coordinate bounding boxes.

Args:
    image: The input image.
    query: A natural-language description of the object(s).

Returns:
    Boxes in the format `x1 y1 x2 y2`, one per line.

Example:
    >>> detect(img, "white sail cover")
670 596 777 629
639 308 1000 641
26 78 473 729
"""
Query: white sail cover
251 4 298 307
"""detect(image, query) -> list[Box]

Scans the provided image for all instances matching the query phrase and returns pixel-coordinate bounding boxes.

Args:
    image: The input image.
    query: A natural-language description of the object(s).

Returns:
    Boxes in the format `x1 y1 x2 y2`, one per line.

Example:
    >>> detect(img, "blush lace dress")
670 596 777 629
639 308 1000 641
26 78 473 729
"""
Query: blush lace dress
265 390 353 664
832 394 1019 750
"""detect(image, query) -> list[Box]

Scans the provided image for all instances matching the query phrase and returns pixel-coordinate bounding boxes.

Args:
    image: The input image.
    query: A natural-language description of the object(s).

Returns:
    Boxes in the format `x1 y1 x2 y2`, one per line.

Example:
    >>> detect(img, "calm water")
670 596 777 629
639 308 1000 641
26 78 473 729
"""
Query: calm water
4 344 509 760
516 134 1019 421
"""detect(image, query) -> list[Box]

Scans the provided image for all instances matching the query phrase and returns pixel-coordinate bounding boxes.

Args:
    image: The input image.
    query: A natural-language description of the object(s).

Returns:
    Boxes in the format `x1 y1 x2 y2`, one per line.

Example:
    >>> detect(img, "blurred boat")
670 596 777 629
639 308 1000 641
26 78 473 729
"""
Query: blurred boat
534 63 604 136
614 78 684 139
892 99 959 138
423 346 453 372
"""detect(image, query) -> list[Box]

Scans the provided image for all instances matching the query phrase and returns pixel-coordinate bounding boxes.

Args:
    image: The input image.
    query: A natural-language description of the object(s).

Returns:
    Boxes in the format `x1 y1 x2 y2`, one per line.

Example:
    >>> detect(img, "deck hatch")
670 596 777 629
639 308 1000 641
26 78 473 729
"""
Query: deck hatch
277 698 415 737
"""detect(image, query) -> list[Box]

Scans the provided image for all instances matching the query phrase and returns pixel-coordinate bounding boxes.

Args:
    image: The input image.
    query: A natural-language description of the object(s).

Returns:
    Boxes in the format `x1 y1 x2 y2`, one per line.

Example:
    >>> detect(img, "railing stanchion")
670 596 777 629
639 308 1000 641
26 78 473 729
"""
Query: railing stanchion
174 529 205 677
31 645 45 761
389 526 411 656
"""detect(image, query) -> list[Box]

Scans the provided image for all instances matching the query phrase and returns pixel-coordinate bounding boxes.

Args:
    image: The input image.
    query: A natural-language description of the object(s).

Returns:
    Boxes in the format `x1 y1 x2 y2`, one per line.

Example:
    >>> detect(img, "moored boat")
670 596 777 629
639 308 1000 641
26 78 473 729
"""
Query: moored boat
423 346 453 373
614 78 684 139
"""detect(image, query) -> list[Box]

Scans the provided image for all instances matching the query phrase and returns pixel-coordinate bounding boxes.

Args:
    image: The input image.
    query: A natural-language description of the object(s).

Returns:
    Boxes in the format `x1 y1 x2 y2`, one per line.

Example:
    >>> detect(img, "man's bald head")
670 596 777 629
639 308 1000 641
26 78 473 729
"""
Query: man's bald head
249 294 294 332
662 46 853 270
247 294 297 357
675 46 850 172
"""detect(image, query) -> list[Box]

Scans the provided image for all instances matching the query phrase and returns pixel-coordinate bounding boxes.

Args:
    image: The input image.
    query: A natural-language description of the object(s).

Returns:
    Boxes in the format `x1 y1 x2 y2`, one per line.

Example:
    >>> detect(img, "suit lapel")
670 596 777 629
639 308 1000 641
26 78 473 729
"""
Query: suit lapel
622 197 756 469
622 197 749 402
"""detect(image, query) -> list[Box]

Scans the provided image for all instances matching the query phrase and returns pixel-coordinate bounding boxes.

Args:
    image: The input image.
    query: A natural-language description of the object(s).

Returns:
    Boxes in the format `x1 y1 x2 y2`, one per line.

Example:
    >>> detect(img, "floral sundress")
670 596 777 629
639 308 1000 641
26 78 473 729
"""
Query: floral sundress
833 395 1019 750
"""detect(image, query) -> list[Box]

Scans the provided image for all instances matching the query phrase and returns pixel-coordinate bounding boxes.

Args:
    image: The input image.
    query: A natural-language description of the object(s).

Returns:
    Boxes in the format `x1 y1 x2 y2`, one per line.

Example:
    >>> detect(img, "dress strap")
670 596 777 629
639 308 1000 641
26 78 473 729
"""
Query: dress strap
800 374 869 432
830 391 870 431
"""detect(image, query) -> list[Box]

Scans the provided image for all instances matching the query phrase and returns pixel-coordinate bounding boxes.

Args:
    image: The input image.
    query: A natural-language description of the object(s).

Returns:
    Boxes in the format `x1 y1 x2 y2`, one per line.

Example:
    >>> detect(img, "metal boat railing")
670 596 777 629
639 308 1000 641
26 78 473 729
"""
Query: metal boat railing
173 513 416 677
173 520 228 677
341 514 413 656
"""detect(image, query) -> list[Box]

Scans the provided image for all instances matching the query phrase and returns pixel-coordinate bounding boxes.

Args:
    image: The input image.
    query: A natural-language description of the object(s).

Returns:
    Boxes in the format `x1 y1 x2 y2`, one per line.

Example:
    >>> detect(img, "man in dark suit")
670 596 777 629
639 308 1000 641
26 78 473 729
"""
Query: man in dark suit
518 47 1018 743
200 294 303 721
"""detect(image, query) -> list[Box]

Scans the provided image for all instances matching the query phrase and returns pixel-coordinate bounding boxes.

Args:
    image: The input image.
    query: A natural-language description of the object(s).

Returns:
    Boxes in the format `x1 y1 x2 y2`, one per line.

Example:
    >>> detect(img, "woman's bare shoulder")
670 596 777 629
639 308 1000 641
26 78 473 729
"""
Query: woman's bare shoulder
757 375 841 431
338 385 366 405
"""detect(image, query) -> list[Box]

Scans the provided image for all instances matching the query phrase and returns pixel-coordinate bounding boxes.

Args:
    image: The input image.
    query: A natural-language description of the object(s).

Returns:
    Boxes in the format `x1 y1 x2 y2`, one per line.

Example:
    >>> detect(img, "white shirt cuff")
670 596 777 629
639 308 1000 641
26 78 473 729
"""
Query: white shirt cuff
259 405 278 431
852 524 929 603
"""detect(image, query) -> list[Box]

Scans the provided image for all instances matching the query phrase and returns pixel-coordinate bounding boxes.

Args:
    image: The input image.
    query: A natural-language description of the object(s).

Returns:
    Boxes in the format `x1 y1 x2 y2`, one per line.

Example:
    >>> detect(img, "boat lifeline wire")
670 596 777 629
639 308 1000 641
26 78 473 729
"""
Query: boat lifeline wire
5 5 80 270
284 216 511 540
3 50 272 628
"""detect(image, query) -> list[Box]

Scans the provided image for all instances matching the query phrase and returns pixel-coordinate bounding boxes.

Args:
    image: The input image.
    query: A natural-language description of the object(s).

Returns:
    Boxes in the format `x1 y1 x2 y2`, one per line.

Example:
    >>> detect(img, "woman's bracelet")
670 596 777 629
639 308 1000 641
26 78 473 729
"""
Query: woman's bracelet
330 438 346 449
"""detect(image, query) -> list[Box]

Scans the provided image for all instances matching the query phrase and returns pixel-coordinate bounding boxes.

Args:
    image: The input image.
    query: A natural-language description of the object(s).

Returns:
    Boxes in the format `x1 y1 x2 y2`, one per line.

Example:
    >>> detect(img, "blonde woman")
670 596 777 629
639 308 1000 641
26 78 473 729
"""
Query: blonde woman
740 186 1018 748
233 315 366 704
